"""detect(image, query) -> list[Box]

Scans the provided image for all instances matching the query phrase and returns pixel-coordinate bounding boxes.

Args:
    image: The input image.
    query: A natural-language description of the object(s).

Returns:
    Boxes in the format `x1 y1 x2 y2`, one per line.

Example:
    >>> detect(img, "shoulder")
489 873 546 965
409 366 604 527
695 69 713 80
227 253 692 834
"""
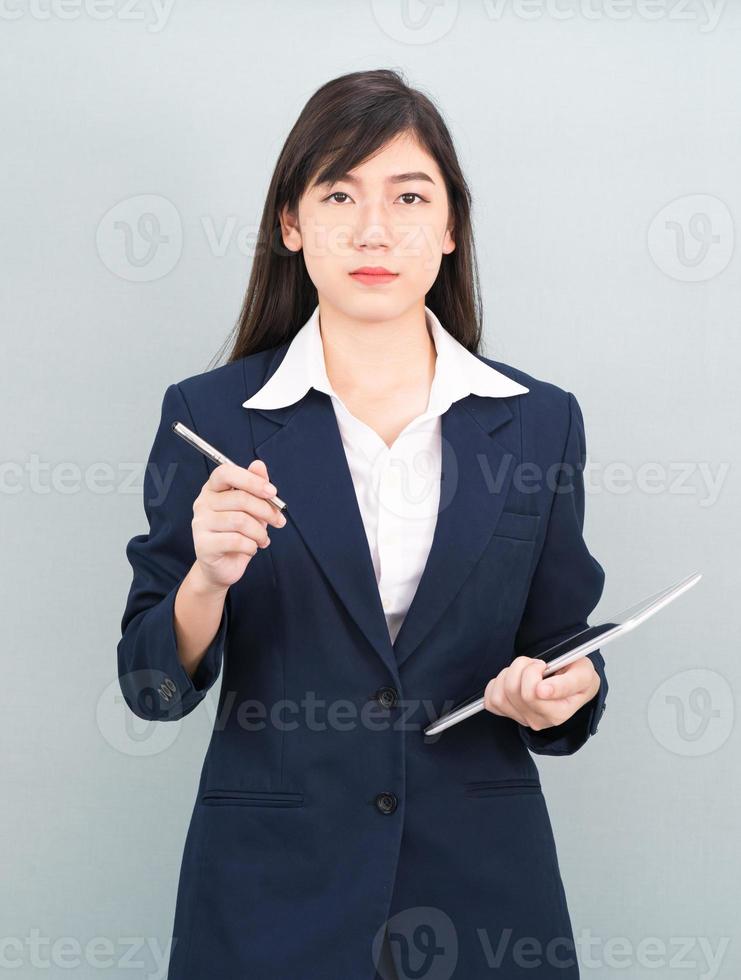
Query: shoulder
474 353 581 458
475 353 573 413
171 345 287 415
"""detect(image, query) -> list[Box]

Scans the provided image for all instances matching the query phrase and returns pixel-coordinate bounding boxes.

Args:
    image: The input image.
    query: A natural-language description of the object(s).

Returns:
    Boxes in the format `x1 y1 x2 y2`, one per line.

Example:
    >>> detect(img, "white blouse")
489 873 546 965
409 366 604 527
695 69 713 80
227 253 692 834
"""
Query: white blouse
243 305 528 644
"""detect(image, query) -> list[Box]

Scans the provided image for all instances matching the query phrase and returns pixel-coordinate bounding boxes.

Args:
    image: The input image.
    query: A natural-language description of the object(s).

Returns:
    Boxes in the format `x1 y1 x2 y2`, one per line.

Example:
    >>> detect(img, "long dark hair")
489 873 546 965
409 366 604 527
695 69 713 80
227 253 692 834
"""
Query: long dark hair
208 68 485 369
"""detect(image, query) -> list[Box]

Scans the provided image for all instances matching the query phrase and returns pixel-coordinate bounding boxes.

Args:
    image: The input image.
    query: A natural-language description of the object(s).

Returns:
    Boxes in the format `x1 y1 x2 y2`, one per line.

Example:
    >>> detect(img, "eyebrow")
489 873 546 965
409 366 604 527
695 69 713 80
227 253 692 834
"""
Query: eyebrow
316 171 436 188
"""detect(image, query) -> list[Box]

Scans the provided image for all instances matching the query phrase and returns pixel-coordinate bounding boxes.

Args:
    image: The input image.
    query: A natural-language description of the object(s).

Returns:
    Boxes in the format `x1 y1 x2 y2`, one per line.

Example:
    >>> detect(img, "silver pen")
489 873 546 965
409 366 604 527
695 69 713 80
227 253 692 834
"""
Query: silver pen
171 420 287 513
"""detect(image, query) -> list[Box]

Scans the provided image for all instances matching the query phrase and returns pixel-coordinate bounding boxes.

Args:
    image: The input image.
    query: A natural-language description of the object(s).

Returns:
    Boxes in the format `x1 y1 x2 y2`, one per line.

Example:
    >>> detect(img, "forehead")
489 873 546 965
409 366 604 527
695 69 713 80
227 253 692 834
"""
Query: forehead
310 135 442 189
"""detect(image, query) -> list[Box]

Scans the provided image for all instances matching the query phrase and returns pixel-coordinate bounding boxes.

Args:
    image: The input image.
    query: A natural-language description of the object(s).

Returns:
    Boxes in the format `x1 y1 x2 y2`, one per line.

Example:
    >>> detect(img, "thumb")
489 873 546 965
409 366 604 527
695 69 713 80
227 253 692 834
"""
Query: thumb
536 666 574 700
248 457 269 480
247 458 277 496
537 661 570 698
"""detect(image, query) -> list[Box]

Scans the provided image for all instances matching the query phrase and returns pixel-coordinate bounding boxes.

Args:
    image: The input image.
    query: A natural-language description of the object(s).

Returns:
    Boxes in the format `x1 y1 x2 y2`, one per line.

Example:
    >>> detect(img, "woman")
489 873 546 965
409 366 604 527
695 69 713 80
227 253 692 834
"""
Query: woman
118 68 608 980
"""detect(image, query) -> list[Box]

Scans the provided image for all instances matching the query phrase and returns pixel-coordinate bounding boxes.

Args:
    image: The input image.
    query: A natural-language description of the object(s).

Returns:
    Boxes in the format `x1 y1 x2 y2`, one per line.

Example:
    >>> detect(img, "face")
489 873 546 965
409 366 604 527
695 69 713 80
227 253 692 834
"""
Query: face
279 131 455 322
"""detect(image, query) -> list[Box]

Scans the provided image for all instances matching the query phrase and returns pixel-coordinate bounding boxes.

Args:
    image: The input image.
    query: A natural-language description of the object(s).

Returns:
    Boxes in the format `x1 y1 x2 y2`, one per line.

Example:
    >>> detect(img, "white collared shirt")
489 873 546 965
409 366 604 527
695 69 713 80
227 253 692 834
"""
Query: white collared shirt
243 304 528 644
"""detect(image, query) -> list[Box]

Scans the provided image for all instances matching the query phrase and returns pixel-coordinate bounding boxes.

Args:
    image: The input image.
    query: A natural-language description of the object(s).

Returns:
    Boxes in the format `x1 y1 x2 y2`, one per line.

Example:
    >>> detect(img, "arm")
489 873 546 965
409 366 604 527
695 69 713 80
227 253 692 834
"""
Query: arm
117 382 230 722
514 391 608 756
174 560 230 680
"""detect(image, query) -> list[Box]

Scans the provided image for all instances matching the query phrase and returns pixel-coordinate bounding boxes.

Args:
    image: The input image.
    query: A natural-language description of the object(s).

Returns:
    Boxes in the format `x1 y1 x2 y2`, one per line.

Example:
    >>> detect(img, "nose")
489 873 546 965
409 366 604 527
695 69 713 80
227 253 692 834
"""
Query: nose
353 199 392 250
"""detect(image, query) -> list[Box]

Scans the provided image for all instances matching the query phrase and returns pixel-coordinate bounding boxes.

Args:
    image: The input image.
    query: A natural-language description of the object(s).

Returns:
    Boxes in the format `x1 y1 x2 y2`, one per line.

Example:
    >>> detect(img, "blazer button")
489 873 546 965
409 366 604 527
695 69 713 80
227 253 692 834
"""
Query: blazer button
375 686 399 709
375 792 398 815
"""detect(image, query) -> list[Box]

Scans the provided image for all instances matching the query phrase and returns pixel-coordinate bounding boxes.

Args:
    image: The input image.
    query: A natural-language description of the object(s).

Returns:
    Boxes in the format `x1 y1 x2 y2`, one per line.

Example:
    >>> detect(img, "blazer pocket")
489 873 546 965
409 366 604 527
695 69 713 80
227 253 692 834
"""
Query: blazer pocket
200 788 305 808
492 510 541 542
464 777 542 798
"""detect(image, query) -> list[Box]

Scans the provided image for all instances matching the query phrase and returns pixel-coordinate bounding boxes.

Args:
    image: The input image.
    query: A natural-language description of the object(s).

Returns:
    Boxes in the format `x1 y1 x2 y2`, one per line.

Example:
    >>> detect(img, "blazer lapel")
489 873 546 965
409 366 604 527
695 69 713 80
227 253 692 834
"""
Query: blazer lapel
391 395 517 668
248 385 401 680
244 350 519 680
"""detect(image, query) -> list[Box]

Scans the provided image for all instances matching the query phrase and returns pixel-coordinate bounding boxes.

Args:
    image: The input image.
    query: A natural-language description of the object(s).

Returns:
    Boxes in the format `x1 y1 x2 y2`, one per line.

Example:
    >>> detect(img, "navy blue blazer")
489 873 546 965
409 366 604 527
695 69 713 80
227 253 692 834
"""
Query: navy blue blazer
117 342 608 980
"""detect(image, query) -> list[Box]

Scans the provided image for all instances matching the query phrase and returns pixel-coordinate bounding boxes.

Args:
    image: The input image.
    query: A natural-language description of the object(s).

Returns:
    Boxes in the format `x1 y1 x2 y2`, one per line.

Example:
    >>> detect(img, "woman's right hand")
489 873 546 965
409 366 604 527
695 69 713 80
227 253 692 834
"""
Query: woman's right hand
191 458 287 591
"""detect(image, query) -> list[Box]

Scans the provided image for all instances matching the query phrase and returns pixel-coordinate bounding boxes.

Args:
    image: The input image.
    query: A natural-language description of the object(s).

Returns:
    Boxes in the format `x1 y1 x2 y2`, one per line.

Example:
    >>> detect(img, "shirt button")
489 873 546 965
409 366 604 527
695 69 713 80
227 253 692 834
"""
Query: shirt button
375 792 398 815
375 686 398 709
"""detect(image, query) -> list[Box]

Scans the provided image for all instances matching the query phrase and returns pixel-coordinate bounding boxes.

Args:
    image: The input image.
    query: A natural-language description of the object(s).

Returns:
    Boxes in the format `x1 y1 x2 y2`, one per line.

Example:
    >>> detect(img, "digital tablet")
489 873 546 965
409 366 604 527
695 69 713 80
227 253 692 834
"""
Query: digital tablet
423 571 702 736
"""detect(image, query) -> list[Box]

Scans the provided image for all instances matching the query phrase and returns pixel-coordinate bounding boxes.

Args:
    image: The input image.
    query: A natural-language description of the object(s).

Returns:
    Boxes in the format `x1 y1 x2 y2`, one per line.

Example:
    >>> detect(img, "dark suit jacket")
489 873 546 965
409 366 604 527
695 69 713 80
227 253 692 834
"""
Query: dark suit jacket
117 343 608 980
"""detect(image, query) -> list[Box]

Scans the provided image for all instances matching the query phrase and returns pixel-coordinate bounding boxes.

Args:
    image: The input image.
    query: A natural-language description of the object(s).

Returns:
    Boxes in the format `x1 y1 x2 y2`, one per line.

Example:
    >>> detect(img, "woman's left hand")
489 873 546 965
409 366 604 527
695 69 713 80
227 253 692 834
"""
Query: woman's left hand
483 655 601 731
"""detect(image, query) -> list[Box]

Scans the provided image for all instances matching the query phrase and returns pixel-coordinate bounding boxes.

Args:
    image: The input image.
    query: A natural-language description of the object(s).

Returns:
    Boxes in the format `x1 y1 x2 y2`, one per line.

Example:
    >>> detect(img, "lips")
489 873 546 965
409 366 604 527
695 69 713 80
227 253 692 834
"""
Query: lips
349 267 399 285
350 267 396 276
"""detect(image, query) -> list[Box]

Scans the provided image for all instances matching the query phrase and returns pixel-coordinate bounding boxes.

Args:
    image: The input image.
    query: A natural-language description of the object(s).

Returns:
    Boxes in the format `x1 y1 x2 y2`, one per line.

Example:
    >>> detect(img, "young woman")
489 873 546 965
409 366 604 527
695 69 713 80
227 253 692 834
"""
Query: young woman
118 68 608 980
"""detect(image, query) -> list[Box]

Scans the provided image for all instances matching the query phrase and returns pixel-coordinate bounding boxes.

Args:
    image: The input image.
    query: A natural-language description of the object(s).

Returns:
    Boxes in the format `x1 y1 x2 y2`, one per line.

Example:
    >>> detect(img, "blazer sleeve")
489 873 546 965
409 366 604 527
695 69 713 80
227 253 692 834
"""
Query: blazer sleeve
513 390 608 756
117 382 230 722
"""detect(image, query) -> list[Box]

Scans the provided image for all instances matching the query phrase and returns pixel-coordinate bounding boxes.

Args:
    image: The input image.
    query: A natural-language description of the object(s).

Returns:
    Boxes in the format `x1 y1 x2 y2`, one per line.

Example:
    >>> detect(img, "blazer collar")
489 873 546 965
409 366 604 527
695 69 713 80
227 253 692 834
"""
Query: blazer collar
242 327 530 681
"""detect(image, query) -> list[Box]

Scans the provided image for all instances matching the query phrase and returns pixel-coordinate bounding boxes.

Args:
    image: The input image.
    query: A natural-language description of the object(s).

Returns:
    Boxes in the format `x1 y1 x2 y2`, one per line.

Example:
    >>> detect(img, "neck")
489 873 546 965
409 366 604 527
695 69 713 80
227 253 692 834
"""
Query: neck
317 298 436 398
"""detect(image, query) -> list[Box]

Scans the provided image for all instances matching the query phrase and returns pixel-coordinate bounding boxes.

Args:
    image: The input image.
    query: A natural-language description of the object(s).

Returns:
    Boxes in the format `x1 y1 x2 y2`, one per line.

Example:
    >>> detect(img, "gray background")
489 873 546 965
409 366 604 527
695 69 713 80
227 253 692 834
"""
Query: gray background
2 1 738 977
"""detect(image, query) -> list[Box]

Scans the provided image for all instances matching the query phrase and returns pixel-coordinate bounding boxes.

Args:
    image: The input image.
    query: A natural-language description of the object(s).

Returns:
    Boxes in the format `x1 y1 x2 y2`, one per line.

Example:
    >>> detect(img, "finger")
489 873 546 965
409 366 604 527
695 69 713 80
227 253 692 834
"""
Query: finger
520 658 550 707
205 511 271 547
206 487 285 528
200 530 260 557
249 458 268 479
247 458 277 493
508 657 554 729
502 656 538 704
246 459 285 513
484 672 529 726
535 659 593 701
208 461 278 499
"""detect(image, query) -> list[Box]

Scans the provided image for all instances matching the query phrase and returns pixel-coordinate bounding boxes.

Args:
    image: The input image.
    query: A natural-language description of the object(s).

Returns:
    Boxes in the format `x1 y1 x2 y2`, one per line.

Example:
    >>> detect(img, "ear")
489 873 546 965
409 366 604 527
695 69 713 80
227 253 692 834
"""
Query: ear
279 203 302 252
442 224 456 255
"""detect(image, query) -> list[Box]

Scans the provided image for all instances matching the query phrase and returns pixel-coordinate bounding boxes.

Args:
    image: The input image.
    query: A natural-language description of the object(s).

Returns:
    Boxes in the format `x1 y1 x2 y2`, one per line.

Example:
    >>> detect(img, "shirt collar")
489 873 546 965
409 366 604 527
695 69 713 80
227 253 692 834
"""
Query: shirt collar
242 303 529 413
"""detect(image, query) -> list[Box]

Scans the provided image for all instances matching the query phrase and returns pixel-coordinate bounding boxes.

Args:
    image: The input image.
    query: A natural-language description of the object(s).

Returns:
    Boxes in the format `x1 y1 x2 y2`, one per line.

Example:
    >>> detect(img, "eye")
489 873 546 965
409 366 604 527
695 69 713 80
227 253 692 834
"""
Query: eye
321 191 429 205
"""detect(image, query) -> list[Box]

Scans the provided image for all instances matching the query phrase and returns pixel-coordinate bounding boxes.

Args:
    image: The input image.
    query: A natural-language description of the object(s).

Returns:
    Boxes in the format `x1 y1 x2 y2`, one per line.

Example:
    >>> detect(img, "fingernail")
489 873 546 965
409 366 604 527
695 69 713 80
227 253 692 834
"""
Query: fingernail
264 483 277 495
